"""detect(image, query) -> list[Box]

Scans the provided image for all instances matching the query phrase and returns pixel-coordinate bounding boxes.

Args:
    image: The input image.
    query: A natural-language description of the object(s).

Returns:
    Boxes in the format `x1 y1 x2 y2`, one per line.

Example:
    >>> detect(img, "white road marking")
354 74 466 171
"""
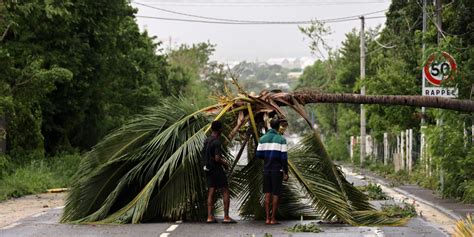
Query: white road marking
1 222 21 230
166 224 179 232
159 223 179 237
31 212 46 218
359 227 385 237
372 227 385 237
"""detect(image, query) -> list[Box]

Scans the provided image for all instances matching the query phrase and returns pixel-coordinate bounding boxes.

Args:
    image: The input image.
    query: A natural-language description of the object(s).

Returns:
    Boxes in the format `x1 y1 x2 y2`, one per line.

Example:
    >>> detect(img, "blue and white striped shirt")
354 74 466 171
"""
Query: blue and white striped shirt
256 129 288 173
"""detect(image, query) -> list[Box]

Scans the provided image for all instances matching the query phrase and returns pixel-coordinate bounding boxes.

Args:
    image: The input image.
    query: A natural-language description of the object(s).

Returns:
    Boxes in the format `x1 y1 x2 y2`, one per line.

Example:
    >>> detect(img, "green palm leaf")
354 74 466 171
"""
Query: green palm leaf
286 130 406 225
62 98 214 223
62 94 406 226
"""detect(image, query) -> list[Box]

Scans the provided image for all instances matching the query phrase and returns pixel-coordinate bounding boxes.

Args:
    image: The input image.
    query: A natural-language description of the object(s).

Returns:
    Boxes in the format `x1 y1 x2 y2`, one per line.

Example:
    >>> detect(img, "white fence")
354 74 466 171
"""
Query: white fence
350 129 419 173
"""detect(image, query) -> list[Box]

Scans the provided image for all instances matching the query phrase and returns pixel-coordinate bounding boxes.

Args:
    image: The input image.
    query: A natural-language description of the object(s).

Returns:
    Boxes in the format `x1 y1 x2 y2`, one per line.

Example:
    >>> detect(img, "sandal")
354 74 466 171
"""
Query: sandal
206 219 218 224
222 219 237 224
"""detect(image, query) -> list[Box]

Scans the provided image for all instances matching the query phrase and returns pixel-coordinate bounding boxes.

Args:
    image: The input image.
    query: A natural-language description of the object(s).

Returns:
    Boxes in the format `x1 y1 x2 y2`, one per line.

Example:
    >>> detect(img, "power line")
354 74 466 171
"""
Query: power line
135 15 385 25
133 1 387 24
137 0 387 4
134 1 387 7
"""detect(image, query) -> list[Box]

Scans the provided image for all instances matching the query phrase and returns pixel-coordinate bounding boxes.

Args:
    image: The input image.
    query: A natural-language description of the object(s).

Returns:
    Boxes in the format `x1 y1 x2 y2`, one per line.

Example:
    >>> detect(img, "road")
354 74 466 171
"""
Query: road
0 207 447 237
0 172 450 237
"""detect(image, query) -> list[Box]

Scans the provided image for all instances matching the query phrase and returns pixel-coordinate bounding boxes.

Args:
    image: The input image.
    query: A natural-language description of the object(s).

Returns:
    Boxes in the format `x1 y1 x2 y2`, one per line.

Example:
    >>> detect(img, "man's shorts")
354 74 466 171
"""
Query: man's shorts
263 171 283 195
207 168 228 188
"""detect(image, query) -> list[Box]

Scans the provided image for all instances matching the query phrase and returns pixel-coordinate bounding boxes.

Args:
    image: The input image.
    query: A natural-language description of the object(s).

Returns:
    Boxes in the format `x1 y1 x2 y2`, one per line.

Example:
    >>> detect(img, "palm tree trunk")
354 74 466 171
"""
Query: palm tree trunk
290 91 474 112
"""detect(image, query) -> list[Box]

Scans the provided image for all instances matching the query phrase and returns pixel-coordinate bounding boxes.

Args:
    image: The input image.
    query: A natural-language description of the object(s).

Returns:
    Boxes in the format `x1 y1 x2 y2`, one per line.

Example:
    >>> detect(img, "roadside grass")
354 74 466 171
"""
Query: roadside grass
0 154 81 201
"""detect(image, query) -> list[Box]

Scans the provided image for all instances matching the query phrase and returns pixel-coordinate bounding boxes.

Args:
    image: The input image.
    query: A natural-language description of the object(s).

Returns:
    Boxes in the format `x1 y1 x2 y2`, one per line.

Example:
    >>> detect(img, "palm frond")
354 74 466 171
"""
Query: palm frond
62 92 408 226
287 130 406 225
62 98 215 223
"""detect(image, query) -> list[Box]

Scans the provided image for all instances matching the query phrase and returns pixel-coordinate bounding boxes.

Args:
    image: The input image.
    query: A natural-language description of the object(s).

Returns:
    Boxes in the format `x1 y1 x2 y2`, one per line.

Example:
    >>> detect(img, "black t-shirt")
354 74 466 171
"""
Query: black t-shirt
204 136 224 172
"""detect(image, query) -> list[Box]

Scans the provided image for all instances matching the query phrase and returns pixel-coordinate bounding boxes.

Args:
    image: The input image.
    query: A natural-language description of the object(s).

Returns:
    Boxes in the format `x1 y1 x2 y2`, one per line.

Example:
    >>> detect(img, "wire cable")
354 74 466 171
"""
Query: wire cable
133 1 387 24
135 15 386 24
134 1 387 7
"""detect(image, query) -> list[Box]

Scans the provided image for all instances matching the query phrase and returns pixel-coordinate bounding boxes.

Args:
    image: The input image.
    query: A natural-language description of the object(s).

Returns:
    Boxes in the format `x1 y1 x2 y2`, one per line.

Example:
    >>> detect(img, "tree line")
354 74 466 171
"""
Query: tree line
296 0 473 202
0 0 223 163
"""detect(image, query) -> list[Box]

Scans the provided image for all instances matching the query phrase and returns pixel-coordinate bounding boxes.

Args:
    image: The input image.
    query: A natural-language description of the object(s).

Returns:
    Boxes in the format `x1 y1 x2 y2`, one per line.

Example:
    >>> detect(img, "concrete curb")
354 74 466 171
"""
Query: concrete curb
341 165 461 221
390 187 461 221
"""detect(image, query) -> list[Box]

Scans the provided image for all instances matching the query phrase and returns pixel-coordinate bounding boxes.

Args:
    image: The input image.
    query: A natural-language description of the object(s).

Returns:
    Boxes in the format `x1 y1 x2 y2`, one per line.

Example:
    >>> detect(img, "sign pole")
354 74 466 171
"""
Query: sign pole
421 0 427 174
360 16 366 167
421 0 427 125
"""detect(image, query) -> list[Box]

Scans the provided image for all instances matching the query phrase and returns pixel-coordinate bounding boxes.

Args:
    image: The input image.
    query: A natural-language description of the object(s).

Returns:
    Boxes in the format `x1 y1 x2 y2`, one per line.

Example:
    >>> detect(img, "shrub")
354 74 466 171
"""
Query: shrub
459 180 474 204
0 155 12 178
0 153 81 201
286 223 323 233
381 202 417 218
357 183 389 200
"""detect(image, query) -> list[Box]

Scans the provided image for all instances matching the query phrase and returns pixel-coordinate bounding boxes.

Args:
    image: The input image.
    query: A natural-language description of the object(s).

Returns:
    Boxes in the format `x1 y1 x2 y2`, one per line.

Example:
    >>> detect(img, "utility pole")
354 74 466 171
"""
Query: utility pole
420 0 427 175
360 16 366 167
436 0 445 196
421 0 427 125
436 0 442 44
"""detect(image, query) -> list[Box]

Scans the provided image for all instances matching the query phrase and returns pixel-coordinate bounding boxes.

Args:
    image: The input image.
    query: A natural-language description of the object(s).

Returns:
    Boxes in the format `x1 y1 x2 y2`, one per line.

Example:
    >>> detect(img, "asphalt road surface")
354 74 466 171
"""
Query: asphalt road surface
0 207 447 237
0 172 449 237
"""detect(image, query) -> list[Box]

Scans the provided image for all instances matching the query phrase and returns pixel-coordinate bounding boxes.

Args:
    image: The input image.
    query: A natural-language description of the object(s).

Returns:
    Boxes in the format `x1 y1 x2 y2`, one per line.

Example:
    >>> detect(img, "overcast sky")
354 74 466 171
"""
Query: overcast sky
131 0 391 62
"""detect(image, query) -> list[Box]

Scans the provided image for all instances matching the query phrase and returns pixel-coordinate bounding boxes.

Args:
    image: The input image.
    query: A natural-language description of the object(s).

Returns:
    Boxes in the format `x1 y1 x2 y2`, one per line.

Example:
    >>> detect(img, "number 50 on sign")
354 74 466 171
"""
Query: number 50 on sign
422 51 458 98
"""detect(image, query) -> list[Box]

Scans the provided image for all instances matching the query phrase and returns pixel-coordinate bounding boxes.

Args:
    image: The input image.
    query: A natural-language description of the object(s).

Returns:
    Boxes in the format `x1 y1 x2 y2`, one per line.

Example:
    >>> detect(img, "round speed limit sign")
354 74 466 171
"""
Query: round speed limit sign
423 51 457 86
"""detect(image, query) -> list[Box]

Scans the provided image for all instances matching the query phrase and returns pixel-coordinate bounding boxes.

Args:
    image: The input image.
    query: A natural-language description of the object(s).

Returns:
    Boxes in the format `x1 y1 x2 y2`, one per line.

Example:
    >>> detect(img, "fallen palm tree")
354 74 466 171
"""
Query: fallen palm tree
61 88 474 225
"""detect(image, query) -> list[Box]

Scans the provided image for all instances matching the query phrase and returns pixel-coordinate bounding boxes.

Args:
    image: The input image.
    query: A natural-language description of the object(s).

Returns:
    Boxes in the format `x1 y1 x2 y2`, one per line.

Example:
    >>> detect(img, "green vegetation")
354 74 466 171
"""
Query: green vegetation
60 96 406 225
297 0 474 202
0 154 80 201
453 214 474 237
381 202 417 218
0 0 471 226
0 0 221 200
286 223 323 233
357 183 389 200
361 159 474 203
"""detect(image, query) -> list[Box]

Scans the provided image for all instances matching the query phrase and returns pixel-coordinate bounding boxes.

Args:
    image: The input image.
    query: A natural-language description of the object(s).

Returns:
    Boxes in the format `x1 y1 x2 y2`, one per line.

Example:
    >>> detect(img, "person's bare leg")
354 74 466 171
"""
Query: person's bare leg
270 195 279 224
207 187 216 222
222 186 231 221
265 193 271 224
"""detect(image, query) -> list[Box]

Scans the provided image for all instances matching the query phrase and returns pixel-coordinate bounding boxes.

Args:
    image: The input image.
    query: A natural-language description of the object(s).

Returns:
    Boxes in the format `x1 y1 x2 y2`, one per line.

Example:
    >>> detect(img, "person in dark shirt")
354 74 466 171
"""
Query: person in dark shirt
203 120 236 224
256 118 289 225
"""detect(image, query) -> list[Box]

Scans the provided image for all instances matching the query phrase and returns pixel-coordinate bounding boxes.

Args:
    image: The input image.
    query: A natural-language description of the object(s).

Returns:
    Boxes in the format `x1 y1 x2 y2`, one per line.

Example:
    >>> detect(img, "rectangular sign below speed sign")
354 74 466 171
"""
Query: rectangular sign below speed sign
423 87 458 98
422 51 458 98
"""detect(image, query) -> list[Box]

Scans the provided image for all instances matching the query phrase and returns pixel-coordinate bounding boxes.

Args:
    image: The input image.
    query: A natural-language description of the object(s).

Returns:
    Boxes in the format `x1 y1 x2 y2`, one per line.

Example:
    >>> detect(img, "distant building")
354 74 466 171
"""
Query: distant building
271 82 290 90
265 57 315 69
287 72 303 80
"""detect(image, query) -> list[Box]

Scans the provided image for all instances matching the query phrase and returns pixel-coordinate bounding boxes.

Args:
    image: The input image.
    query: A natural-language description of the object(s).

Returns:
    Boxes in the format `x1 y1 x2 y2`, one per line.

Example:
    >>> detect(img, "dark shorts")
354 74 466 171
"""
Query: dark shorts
207 168 228 188
263 171 283 195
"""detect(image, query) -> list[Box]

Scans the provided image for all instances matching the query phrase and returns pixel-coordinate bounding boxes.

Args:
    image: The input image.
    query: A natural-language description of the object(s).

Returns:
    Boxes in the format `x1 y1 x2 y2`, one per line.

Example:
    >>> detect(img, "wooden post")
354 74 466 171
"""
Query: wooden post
408 129 413 173
350 136 354 163
401 131 405 170
420 129 426 173
373 137 378 162
383 133 389 165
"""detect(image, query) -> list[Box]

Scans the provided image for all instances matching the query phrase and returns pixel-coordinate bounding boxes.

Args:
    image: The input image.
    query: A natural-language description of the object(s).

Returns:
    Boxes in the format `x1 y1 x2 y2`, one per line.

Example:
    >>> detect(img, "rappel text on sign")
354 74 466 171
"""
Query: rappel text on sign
423 87 458 98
